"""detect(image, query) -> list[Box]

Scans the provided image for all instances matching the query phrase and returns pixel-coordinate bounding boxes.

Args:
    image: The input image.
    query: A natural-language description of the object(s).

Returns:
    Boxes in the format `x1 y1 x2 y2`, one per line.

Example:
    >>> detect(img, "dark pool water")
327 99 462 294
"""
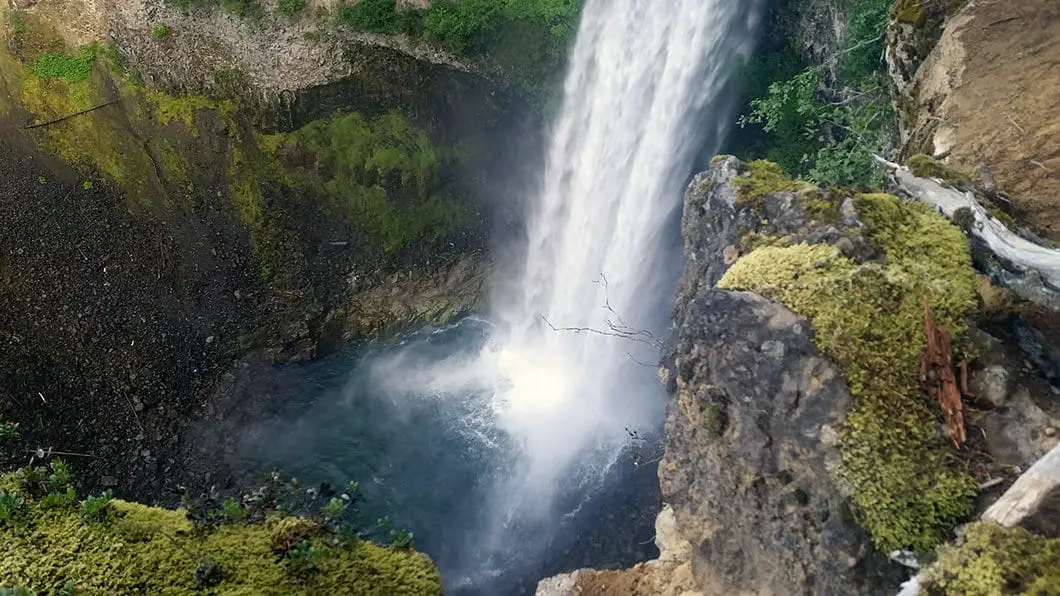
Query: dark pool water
227 317 661 595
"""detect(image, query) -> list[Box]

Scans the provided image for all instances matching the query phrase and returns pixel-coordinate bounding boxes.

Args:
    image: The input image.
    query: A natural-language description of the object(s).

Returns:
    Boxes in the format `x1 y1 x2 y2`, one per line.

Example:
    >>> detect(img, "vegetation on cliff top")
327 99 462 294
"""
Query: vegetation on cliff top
719 164 979 552
0 463 441 594
335 0 581 102
922 522 1060 595
735 0 896 188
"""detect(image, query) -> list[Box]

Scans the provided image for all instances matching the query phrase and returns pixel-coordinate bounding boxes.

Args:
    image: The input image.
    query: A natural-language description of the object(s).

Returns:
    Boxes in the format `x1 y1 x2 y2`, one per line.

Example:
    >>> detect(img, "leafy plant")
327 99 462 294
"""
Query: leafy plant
152 24 172 38
277 0 305 18
0 492 22 523
390 529 414 550
39 488 78 510
736 0 894 188
81 491 114 522
287 539 329 572
221 497 247 522
0 421 17 444
321 497 346 520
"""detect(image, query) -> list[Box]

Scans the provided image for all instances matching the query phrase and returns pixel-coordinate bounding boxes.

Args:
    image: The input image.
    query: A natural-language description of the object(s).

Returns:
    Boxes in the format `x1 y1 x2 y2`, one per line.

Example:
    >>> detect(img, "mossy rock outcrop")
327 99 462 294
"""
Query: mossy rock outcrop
922 522 1060 595
0 469 441 594
660 156 982 594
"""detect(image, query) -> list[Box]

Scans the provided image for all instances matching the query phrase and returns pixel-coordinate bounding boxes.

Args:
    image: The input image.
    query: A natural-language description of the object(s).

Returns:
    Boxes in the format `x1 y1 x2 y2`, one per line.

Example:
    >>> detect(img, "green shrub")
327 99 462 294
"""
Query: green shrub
0 492 21 524
736 0 895 188
277 0 305 18
288 539 330 572
152 24 172 38
335 0 423 34
321 498 347 520
221 497 247 522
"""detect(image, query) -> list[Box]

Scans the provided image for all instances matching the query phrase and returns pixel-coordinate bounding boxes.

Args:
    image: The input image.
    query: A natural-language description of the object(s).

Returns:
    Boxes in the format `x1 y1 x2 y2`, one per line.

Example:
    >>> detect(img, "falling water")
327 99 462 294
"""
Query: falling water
478 0 764 545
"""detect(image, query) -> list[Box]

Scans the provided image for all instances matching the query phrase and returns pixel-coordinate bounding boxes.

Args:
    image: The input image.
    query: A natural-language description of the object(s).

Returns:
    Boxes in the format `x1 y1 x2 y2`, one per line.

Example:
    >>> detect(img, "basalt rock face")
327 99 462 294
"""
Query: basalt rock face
659 289 885 595
0 0 531 502
657 160 900 596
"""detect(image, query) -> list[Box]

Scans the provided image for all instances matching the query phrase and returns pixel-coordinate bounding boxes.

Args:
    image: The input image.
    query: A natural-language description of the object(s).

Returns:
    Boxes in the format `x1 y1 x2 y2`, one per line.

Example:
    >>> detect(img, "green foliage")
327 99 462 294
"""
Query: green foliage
283 112 473 253
736 0 894 188
0 588 35 596
81 490 114 522
32 45 97 83
0 492 21 524
277 0 305 18
152 24 172 38
335 0 581 103
922 523 1060 595
222 497 247 522
321 498 347 520
0 421 17 444
288 539 330 572
390 529 415 550
719 185 979 552
908 154 972 184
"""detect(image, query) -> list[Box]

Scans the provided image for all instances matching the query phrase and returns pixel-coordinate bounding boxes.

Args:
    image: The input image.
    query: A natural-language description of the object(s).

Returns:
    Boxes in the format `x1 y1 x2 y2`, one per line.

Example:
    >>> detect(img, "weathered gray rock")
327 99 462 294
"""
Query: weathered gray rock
660 288 901 595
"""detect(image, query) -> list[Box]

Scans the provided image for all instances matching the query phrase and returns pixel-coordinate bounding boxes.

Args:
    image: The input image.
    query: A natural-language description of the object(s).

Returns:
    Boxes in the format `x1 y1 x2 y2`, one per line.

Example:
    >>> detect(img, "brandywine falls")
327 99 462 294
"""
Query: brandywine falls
2 0 1059 595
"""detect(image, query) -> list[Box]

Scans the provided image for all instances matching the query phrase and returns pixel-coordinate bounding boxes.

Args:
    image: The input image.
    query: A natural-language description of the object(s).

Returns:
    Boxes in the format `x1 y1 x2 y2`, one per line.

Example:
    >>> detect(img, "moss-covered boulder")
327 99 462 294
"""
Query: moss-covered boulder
921 522 1060 595
0 468 442 595
661 156 983 593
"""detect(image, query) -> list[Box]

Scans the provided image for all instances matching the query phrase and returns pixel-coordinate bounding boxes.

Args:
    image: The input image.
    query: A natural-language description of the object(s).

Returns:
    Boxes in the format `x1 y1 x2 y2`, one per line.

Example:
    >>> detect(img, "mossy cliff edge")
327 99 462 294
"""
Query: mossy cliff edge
0 465 441 594
650 156 983 595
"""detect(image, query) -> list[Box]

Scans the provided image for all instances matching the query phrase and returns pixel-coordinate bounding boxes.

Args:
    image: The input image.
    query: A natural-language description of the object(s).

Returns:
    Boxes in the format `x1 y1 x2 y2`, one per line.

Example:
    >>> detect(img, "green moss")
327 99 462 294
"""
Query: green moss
732 159 812 206
701 404 722 436
719 191 979 553
0 476 442 594
922 523 1060 595
894 0 927 25
151 24 172 38
281 111 474 253
908 154 972 184
144 88 235 132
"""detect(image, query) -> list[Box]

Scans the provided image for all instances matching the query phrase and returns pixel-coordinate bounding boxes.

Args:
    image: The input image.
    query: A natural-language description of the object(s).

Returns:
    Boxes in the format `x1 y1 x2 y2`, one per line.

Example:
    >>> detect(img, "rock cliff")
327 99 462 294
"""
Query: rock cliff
0 0 534 500
890 0 1060 240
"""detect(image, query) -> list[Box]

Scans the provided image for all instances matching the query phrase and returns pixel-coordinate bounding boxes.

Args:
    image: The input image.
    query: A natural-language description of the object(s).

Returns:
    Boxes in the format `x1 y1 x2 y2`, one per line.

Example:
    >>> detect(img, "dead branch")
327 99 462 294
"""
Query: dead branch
919 299 966 447
21 98 122 130
541 274 664 349
1005 114 1026 134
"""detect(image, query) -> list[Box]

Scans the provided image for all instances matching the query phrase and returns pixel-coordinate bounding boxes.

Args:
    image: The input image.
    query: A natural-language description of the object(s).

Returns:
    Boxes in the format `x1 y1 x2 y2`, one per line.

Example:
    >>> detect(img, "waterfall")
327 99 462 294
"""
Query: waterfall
471 0 765 579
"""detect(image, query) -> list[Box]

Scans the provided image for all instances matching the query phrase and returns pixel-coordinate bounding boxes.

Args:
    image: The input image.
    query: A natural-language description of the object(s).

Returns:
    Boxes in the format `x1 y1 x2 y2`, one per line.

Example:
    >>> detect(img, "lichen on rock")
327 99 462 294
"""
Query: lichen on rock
719 177 979 553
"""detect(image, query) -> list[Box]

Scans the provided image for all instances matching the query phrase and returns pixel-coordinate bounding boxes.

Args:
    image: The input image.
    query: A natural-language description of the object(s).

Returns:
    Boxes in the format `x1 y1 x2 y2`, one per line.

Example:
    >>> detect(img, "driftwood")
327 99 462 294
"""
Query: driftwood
919 300 966 448
873 155 1060 311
